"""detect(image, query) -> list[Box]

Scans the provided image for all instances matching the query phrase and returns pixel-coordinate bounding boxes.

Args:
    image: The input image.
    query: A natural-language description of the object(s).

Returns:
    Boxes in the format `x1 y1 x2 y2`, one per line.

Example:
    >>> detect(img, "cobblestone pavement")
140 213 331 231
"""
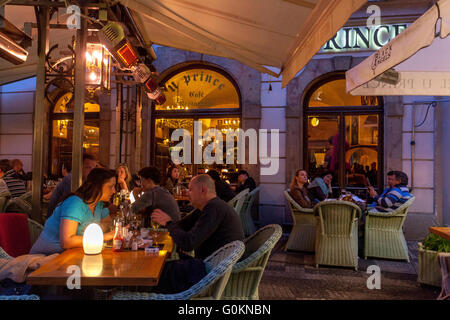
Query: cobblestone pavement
259 237 441 300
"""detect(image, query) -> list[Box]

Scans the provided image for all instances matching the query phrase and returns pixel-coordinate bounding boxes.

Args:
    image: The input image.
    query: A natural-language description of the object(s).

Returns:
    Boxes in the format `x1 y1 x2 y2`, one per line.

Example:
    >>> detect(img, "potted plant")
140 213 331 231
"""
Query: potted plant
418 232 450 287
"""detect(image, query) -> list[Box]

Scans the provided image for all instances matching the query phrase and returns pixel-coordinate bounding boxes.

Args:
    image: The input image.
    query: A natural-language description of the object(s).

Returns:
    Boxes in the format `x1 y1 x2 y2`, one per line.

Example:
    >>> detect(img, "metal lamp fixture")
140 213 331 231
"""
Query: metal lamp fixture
85 34 111 91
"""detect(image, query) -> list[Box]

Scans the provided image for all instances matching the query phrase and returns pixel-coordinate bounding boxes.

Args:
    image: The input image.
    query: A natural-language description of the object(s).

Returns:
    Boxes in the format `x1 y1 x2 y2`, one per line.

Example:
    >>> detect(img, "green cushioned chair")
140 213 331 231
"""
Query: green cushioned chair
364 196 415 262
113 241 245 300
239 187 259 237
222 224 282 300
314 200 361 270
4 191 32 216
0 191 11 212
228 188 249 216
284 190 316 252
28 218 44 247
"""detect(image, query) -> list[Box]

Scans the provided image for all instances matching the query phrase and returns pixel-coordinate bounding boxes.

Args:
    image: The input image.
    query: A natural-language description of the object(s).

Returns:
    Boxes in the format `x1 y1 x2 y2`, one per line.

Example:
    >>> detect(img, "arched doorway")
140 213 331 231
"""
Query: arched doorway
151 63 242 181
303 73 384 196
49 92 100 177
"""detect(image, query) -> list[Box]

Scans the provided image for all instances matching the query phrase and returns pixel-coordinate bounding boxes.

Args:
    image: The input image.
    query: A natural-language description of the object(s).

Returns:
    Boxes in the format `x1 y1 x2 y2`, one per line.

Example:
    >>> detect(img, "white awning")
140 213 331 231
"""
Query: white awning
346 0 450 96
0 0 367 86
120 0 367 87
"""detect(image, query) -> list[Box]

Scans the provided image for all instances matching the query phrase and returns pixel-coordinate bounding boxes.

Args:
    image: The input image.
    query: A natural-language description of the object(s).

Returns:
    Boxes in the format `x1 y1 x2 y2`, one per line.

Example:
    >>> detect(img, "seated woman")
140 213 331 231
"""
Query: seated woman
161 165 183 194
307 171 333 202
30 168 116 255
116 163 134 192
289 169 314 209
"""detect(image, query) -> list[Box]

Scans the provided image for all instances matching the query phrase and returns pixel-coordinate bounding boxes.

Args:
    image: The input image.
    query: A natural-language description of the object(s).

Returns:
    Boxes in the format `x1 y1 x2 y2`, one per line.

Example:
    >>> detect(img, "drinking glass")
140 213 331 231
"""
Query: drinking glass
151 219 160 245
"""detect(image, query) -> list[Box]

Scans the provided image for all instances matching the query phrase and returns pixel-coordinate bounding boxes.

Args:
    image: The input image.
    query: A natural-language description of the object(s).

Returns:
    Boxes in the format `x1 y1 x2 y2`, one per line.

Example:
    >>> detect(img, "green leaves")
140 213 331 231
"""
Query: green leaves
422 233 450 252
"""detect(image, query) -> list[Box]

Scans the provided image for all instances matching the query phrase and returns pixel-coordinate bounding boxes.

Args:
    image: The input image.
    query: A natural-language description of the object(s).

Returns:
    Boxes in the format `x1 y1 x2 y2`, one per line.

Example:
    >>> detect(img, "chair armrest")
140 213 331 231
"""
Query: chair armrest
232 266 264 273
366 210 406 218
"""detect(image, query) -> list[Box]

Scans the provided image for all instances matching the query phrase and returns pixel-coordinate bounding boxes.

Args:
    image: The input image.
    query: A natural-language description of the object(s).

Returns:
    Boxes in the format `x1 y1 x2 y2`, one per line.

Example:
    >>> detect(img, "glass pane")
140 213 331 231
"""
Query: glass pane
51 120 100 176
344 115 379 189
154 118 194 178
308 79 379 107
307 115 340 186
53 92 100 113
156 68 240 110
197 118 241 182
154 117 241 181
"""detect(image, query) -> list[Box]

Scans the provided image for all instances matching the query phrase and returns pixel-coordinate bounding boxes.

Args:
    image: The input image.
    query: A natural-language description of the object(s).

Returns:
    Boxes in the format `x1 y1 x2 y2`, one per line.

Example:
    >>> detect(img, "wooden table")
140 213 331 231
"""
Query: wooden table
429 227 450 241
27 232 173 287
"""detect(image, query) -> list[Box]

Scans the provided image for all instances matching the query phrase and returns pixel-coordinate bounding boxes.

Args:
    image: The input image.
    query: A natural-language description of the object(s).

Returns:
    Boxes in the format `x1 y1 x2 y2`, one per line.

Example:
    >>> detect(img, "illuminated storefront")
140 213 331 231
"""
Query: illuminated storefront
152 64 242 180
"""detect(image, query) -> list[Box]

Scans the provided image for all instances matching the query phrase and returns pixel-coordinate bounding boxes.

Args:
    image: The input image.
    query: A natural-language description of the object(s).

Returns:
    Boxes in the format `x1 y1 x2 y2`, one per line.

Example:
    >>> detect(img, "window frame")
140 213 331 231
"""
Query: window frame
303 72 384 192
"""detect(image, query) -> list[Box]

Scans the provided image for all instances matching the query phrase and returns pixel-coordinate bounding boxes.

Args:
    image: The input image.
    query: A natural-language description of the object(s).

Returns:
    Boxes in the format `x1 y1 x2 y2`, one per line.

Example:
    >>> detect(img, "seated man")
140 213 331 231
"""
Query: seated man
131 166 180 226
367 170 412 213
207 169 235 202
151 174 244 293
2 159 27 198
47 154 97 217
236 170 256 193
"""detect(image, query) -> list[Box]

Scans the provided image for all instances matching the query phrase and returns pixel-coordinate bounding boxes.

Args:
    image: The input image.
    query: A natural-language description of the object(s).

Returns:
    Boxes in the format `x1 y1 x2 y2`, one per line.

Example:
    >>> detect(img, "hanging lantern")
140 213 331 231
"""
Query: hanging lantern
83 223 104 255
85 34 111 92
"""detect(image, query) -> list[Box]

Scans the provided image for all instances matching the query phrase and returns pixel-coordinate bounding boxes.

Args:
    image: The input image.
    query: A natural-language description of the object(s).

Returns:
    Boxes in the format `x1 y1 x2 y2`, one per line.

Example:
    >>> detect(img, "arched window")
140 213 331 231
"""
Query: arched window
49 92 100 177
304 73 383 195
152 64 242 180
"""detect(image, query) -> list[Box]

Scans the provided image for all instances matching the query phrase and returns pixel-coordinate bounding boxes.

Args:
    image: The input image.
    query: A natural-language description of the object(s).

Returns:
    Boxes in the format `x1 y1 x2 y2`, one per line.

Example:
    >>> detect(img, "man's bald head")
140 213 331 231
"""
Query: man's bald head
188 174 217 210
191 174 216 194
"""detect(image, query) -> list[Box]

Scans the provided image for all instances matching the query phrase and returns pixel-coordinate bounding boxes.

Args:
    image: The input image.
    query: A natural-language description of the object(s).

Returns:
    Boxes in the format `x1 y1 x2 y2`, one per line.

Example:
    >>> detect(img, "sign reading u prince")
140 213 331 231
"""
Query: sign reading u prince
157 68 240 110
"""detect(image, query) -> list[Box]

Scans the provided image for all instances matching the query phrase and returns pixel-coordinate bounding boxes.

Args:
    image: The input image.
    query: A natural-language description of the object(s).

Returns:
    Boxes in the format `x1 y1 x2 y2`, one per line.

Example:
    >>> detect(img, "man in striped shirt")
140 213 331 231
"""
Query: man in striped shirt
2 159 26 198
367 171 412 213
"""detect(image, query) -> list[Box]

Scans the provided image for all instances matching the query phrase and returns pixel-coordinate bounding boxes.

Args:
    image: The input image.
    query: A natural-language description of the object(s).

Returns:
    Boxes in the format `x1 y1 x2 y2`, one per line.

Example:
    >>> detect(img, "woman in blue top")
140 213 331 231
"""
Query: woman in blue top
30 168 117 255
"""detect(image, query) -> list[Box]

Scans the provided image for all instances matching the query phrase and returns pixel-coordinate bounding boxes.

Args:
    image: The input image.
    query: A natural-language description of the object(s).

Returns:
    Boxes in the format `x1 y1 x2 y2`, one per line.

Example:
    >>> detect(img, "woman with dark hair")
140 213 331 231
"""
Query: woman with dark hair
161 165 182 194
307 171 333 202
30 168 117 255
289 169 314 208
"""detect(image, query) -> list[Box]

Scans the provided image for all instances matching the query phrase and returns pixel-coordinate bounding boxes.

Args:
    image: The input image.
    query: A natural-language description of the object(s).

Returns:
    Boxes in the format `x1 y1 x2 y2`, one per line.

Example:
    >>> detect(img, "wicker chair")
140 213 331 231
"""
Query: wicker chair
284 190 316 252
364 197 415 262
4 191 32 215
240 187 259 237
314 200 361 270
222 224 282 300
0 246 39 300
0 191 11 212
228 188 249 214
28 218 44 247
0 246 12 260
0 295 40 300
113 240 245 300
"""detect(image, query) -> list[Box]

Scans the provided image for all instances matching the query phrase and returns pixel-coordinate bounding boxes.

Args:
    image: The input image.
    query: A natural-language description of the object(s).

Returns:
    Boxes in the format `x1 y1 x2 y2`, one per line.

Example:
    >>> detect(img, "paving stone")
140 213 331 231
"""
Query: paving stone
259 238 439 300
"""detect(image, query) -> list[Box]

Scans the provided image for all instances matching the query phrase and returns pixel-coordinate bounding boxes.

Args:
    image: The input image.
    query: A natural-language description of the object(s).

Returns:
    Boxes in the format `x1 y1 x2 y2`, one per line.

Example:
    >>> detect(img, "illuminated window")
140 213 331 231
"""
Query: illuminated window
152 65 241 178
304 74 383 196
50 92 100 177
308 79 378 107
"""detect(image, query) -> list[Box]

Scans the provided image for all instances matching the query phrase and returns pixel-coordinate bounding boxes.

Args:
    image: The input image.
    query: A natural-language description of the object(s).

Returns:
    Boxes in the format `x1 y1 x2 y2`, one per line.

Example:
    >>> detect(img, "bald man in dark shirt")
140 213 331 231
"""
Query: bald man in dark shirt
151 174 244 293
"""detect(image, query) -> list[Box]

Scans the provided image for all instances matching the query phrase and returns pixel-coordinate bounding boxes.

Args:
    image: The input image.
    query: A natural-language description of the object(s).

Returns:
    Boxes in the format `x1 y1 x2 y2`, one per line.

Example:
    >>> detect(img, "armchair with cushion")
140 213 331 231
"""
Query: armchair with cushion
113 240 245 300
314 200 361 270
364 196 415 262
284 190 316 252
222 224 282 300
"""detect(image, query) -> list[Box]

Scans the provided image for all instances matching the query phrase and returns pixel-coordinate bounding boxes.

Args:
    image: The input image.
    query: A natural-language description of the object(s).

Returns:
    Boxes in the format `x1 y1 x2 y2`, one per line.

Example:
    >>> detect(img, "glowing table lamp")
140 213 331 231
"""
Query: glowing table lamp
83 223 104 255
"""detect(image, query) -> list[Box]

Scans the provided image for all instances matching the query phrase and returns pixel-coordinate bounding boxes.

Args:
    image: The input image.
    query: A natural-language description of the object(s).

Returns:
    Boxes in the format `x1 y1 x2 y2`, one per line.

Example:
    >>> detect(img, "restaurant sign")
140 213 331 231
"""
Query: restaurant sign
157 68 240 110
320 24 409 53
